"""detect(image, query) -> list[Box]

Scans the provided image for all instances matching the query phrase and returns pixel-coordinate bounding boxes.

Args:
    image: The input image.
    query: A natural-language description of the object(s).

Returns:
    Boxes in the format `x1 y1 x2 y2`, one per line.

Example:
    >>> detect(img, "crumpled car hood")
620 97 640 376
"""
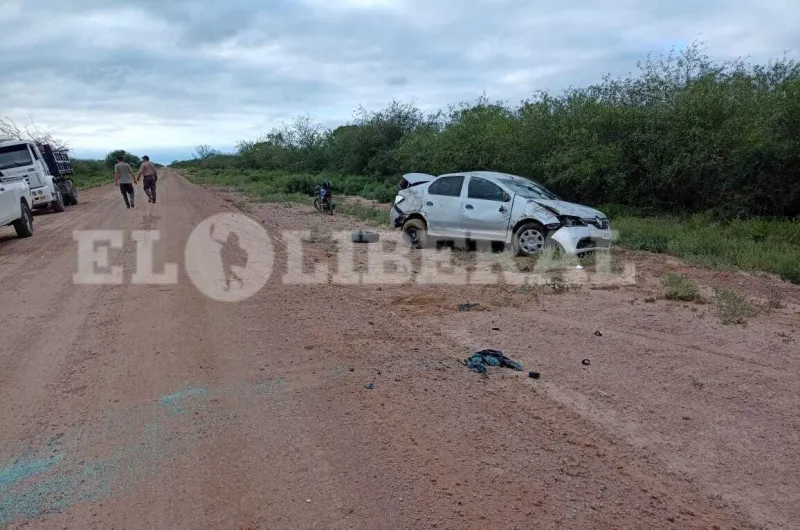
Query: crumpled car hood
530 199 607 219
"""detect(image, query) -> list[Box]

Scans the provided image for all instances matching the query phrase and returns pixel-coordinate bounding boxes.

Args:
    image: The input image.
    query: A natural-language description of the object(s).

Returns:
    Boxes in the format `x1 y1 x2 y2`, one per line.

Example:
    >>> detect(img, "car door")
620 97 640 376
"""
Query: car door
421 175 465 236
461 176 513 240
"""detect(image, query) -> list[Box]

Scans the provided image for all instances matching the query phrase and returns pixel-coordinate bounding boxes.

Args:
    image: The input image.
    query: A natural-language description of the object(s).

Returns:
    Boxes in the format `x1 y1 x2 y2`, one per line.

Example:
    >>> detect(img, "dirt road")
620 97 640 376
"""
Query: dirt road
1 170 798 529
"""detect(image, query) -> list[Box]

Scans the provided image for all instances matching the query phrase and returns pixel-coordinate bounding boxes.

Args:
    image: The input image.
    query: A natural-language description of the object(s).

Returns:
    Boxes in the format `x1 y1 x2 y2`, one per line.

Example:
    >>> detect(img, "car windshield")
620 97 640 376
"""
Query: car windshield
500 178 560 200
0 145 33 170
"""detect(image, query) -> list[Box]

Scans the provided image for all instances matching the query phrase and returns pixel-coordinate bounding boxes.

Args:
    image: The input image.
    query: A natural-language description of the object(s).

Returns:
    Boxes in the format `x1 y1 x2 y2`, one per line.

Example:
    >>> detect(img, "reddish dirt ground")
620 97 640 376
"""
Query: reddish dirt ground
1 170 798 529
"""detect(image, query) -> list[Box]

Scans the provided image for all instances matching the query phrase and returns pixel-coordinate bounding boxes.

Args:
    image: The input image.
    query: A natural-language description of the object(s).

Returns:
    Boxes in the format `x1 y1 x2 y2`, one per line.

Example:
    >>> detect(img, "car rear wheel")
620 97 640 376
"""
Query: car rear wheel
513 222 546 256
402 218 428 249
13 201 33 238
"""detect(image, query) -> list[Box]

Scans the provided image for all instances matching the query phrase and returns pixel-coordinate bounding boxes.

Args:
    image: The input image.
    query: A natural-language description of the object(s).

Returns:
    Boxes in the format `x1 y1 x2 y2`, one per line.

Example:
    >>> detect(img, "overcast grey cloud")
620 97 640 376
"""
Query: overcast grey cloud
1 0 797 162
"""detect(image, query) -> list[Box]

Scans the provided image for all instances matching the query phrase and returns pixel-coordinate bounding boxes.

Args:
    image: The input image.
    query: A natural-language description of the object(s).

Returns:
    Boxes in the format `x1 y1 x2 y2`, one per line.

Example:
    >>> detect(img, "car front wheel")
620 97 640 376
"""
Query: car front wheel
402 218 428 249
513 222 546 256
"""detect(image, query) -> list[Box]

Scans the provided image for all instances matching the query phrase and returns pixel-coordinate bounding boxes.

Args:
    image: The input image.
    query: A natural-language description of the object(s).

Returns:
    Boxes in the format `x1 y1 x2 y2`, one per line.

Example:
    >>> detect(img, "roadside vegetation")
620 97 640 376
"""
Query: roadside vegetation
70 159 109 189
171 41 800 283
662 273 702 302
71 150 146 190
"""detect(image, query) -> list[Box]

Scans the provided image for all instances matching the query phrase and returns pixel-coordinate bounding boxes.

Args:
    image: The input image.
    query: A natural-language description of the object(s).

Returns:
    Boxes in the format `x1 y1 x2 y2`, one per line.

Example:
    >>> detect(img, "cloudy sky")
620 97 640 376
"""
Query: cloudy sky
1 0 797 163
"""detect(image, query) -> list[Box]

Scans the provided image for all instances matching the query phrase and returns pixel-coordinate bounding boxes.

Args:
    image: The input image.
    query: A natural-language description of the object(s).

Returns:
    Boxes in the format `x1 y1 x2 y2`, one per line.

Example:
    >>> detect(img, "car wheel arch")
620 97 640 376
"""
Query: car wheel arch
511 217 547 236
403 213 428 228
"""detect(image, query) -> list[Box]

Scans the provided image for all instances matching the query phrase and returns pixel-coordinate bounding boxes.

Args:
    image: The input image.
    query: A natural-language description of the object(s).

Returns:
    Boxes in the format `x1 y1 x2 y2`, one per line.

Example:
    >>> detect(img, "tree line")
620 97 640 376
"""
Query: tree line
172 42 800 218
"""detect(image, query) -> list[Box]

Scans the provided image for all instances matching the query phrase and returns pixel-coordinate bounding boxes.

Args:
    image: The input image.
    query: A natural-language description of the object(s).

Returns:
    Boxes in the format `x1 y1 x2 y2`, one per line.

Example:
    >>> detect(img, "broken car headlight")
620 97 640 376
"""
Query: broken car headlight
558 215 587 227
394 195 405 205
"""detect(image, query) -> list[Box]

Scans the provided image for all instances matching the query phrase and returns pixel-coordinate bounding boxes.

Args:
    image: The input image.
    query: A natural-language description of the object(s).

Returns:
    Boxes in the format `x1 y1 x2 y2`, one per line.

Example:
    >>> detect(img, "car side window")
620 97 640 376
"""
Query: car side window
468 177 505 201
428 176 465 197
29 146 40 160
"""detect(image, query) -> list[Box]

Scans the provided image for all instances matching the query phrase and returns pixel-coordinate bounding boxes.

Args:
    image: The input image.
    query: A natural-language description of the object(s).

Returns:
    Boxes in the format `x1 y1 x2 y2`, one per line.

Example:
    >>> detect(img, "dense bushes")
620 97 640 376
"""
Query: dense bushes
171 43 800 218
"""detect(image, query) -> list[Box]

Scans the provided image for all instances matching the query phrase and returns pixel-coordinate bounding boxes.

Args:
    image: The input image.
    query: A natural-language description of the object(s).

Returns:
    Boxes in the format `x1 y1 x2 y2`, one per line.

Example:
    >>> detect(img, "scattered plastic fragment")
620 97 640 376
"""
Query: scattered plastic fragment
528 371 540 379
457 302 480 312
582 359 591 366
594 330 602 337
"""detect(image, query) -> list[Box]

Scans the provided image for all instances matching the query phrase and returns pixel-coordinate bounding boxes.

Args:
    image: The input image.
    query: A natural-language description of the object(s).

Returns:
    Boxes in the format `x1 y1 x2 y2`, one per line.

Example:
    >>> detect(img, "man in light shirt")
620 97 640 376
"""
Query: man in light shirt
114 155 135 208
137 155 158 203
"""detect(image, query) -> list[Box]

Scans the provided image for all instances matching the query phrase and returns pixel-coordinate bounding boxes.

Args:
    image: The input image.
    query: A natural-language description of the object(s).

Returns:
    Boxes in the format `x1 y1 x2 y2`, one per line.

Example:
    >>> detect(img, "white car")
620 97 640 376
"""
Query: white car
0 137 67 213
390 171 611 256
0 169 34 238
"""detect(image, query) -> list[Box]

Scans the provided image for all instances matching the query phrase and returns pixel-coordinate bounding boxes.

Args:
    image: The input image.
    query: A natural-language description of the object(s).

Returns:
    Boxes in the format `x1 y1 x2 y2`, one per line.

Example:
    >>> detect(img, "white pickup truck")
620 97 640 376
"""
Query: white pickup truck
0 136 70 213
0 169 34 238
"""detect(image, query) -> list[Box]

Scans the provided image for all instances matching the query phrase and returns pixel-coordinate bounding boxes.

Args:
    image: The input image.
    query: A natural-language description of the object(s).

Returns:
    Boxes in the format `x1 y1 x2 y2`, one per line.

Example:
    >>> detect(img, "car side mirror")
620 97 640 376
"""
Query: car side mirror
502 192 511 202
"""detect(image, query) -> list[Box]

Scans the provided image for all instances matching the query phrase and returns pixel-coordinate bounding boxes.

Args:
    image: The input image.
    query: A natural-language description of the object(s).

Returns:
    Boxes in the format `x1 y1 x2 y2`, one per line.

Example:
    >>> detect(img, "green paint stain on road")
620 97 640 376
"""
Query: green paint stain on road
0 454 63 488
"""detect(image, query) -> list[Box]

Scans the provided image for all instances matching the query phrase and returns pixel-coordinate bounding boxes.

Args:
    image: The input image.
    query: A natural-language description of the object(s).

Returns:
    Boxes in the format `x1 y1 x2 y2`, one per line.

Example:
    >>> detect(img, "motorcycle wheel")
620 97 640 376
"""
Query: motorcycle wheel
313 198 322 212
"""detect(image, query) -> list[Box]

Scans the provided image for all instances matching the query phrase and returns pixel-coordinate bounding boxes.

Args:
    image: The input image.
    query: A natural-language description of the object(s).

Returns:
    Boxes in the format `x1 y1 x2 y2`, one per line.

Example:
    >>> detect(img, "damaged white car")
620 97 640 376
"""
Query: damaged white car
390 171 611 256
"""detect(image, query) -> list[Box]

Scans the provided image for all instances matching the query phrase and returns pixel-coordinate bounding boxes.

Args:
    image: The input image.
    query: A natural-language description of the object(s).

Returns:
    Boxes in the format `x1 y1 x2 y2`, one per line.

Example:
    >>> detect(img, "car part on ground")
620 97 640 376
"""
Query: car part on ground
351 231 379 243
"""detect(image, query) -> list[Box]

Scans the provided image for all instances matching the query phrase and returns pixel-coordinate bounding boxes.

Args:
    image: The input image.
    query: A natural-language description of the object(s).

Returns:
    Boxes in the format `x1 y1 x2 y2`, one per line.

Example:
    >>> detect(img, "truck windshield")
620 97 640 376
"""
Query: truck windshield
0 145 33 170
499 178 560 200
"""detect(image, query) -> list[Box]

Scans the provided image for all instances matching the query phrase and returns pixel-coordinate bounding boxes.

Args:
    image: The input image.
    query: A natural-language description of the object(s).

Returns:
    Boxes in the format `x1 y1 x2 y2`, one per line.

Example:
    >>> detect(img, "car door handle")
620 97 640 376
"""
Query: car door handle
425 201 433 206
499 206 507 213
465 204 474 210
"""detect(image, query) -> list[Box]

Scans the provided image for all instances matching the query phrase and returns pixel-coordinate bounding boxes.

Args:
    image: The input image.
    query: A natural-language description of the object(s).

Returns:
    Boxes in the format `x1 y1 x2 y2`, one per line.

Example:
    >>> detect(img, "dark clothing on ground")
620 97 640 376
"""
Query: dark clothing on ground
120 183 135 208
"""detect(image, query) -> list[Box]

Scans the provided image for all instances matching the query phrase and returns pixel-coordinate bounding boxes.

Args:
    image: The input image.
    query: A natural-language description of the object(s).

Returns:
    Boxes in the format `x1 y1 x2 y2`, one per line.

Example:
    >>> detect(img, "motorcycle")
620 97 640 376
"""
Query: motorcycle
313 185 334 215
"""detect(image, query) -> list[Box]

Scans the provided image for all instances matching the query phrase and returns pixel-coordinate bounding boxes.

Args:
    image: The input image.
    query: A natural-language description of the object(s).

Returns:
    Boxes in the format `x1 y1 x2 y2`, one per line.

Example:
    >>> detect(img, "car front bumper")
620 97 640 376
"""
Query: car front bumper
549 225 612 255
390 204 406 228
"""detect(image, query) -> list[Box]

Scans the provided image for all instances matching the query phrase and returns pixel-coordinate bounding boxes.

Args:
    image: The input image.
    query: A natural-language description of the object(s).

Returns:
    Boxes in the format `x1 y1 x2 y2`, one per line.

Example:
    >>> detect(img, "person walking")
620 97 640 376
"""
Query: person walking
137 155 158 203
114 155 136 208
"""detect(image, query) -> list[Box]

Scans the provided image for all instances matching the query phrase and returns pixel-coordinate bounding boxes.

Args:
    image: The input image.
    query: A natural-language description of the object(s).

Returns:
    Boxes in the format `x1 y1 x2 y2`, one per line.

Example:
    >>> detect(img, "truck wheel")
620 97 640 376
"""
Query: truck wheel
65 181 78 205
402 218 428 249
512 222 546 256
13 202 33 238
52 191 66 212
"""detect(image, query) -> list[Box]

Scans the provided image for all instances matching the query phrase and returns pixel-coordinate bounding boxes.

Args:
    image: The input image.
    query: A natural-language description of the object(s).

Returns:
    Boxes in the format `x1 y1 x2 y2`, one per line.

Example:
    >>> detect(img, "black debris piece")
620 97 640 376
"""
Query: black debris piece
492 327 501 331
457 302 480 312
351 231 380 244
594 330 603 337
528 371 540 379
463 349 523 377
365 383 374 389
582 359 591 366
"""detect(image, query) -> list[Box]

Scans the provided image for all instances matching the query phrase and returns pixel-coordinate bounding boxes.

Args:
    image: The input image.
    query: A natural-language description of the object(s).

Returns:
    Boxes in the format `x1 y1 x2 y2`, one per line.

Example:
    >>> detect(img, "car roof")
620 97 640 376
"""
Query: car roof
438 170 526 181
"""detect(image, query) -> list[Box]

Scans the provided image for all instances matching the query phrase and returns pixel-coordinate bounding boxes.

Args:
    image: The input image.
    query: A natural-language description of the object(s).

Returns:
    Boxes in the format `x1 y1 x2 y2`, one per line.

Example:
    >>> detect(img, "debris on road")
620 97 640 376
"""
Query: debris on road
457 302 480 311
463 349 523 376
528 371 540 379
594 330 603 336
351 231 379 243
582 359 591 366
365 383 374 389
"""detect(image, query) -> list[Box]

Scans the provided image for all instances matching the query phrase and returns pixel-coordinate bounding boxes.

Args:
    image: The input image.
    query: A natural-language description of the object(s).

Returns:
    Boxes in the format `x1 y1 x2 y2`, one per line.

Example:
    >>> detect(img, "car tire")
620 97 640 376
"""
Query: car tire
402 218 428 249
13 201 33 238
52 191 66 213
512 222 546 256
